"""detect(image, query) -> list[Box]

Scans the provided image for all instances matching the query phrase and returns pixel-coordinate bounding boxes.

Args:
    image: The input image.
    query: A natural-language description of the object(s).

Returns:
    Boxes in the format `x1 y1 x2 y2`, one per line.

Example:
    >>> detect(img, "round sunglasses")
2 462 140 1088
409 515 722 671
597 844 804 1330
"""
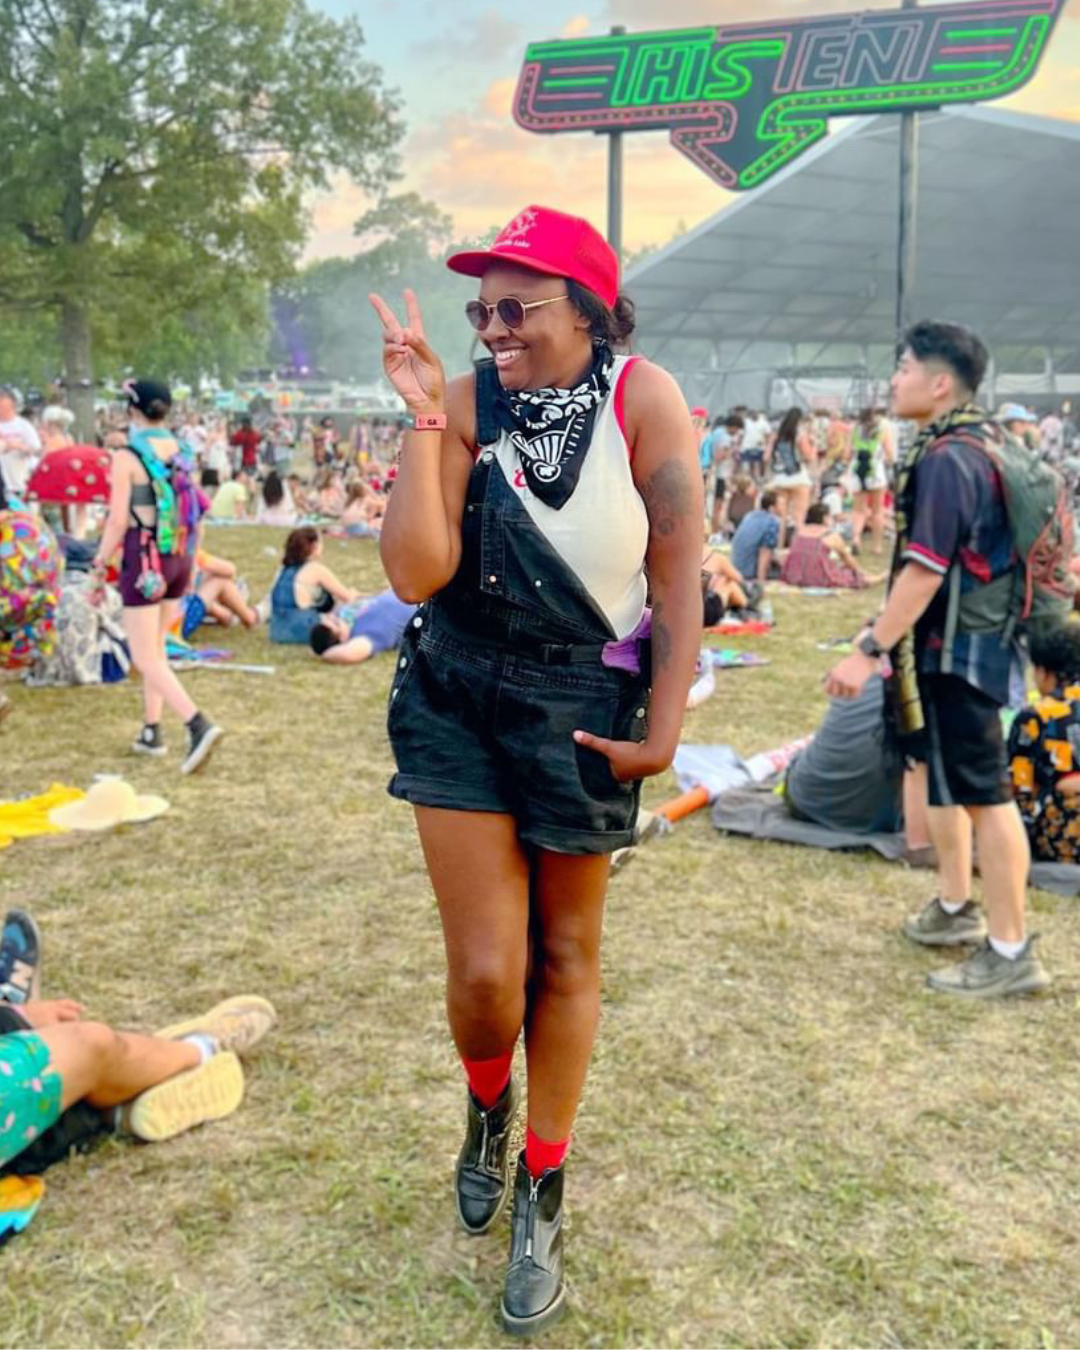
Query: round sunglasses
465 293 569 332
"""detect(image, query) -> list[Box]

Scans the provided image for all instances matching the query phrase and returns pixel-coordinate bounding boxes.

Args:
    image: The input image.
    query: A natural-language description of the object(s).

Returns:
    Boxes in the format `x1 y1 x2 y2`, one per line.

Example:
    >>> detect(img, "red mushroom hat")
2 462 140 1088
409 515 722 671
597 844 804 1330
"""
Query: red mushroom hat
26 445 112 505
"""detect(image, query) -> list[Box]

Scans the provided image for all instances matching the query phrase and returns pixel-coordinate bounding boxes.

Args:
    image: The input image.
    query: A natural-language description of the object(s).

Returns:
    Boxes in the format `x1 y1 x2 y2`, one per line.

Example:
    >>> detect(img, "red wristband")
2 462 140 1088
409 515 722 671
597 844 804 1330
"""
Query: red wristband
412 413 447 432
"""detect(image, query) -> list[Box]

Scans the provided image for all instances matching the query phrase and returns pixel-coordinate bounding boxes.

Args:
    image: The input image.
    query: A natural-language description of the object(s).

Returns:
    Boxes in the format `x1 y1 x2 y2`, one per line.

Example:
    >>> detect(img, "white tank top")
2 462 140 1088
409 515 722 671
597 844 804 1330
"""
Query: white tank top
486 355 648 640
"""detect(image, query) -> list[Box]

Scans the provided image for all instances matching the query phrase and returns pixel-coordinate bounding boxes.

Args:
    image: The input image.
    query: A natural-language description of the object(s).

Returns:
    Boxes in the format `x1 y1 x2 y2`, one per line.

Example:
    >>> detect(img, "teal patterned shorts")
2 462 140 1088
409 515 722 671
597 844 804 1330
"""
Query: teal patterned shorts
0 1032 62 1167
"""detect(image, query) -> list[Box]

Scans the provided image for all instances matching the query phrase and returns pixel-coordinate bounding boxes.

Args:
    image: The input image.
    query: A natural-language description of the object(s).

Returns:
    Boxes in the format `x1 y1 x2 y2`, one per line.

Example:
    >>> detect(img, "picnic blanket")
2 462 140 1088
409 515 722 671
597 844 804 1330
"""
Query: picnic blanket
709 781 1080 896
0 1175 44 1247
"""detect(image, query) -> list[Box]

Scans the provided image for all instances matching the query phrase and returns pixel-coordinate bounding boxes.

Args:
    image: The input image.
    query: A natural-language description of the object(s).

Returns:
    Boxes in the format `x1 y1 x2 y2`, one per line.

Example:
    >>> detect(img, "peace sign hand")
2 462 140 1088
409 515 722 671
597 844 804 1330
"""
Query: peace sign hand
368 288 447 414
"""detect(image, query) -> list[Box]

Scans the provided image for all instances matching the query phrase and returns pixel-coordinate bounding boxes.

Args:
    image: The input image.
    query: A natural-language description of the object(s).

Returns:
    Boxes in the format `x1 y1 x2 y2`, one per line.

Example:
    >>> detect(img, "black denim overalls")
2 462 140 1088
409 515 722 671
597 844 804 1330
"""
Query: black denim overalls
386 367 651 854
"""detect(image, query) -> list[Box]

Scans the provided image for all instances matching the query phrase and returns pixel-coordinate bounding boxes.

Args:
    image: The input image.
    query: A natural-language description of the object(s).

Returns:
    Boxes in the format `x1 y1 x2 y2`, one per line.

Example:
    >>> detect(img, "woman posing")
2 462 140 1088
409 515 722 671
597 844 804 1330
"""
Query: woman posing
92 380 222 773
371 206 701 1334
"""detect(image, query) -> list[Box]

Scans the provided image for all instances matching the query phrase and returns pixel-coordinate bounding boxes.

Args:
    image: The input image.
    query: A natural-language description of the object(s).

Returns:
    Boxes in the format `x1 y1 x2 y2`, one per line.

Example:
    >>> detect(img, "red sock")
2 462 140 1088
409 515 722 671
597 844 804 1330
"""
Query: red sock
462 1052 513 1109
525 1126 570 1179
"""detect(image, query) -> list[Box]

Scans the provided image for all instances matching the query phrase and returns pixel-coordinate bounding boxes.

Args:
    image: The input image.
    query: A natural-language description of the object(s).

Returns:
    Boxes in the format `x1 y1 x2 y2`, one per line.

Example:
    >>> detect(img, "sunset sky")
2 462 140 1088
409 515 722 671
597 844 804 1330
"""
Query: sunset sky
307 0 1080 260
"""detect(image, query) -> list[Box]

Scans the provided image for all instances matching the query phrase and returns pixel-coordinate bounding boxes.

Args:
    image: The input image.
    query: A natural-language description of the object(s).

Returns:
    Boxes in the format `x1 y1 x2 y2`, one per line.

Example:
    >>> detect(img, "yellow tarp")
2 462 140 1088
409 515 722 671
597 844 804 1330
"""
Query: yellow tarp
0 783 84 851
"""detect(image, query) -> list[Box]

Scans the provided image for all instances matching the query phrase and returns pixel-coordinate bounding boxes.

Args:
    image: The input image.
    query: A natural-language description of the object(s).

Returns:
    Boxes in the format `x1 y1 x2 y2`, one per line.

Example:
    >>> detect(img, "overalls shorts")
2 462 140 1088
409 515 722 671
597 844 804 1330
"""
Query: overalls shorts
387 448 651 855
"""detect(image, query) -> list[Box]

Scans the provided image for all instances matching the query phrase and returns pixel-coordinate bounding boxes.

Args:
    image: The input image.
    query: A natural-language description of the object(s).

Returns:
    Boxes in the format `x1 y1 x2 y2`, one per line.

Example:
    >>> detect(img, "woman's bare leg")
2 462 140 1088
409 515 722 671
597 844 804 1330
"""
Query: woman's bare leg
415 807 531 1059
523 850 611 1143
198 576 257 626
124 603 197 725
868 488 886 554
851 491 869 548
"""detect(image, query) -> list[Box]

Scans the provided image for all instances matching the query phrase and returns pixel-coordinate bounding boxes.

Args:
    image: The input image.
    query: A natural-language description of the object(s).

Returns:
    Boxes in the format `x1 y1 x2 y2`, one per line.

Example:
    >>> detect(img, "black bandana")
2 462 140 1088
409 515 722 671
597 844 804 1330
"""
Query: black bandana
488 344 615 510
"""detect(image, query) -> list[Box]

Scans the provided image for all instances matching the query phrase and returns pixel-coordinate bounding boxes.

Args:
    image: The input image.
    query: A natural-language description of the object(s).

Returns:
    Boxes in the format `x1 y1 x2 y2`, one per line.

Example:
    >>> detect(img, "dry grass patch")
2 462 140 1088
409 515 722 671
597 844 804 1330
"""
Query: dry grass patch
2 525 1079 1348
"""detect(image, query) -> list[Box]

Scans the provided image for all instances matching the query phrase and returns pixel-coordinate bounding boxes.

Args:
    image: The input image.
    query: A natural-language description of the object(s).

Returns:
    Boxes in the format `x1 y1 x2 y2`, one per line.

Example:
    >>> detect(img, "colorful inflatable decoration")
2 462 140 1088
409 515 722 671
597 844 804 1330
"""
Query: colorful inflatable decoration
0 512 61 669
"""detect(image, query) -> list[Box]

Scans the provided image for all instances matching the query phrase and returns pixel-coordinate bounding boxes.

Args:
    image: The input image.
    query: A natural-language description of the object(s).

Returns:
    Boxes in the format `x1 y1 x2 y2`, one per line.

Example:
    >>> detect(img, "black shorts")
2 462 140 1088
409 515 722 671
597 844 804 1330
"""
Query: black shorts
919 673 1011 808
387 609 649 855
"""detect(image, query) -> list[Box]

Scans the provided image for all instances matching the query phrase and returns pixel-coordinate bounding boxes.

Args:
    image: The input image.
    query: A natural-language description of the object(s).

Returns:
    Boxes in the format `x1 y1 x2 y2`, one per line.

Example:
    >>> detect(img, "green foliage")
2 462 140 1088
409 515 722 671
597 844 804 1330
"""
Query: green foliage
275 194 500 384
0 0 402 386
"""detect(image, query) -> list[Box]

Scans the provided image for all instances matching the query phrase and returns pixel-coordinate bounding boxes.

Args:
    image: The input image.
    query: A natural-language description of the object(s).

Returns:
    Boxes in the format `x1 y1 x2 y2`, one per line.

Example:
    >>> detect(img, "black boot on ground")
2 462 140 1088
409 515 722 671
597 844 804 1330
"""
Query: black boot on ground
454 1077 519 1235
501 1152 566 1336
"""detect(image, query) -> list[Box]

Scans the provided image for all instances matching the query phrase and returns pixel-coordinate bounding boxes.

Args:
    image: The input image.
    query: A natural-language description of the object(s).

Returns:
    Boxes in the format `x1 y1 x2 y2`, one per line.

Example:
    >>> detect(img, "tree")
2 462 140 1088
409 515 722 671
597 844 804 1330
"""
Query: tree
275 194 497 385
0 0 402 432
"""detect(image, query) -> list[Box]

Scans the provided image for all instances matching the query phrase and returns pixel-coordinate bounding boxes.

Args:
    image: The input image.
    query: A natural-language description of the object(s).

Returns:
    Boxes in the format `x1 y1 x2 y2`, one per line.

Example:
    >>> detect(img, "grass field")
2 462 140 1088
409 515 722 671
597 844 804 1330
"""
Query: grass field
2 524 1078 1349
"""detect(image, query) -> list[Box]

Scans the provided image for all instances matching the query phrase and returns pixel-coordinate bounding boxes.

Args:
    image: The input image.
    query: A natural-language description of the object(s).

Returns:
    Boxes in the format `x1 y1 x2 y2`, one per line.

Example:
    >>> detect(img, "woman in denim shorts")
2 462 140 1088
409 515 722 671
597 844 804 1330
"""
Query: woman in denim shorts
370 205 702 1335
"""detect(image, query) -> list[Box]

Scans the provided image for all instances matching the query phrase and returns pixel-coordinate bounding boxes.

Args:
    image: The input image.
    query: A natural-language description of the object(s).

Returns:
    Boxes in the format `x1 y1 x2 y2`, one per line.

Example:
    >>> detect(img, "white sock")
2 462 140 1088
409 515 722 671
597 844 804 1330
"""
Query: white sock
938 897 969 915
181 1032 218 1064
989 935 1026 961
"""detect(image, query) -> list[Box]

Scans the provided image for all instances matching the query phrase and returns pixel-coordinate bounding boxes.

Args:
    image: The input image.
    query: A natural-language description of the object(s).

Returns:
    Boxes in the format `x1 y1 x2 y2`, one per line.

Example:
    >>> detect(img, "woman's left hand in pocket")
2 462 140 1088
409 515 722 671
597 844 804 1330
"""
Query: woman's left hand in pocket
573 730 669 782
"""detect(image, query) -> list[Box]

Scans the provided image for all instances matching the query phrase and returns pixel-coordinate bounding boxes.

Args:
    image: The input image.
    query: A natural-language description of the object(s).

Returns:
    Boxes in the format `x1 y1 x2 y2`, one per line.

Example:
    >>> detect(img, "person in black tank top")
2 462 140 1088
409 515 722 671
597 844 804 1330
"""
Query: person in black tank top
91 379 223 774
370 207 703 1335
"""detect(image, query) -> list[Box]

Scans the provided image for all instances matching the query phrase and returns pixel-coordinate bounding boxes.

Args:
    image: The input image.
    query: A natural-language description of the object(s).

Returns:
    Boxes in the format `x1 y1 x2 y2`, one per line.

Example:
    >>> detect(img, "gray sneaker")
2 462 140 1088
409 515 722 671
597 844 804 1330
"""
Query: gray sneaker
927 936 1051 998
902 897 987 947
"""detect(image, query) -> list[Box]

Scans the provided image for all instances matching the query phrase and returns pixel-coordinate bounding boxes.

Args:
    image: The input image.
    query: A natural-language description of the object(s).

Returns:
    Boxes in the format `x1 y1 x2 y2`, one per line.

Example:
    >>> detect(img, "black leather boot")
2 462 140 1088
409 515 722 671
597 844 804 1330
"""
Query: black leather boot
501 1152 566 1336
454 1077 519 1234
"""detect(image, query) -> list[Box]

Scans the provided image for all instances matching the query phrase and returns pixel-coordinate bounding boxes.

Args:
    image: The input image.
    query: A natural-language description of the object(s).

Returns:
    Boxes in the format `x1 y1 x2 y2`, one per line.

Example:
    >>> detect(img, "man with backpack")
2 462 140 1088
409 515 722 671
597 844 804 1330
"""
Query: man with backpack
826 320 1072 998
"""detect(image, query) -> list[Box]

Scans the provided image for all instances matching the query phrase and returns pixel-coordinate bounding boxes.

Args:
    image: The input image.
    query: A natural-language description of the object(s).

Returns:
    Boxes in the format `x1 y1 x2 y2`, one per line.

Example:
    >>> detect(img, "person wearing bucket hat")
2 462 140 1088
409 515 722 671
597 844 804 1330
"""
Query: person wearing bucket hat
370 204 703 1334
92 378 222 773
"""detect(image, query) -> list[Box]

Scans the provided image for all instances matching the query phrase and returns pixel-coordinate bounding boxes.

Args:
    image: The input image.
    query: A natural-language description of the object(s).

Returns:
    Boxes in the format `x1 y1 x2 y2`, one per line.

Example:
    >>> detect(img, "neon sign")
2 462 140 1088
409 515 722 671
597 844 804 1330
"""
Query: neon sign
513 0 1065 189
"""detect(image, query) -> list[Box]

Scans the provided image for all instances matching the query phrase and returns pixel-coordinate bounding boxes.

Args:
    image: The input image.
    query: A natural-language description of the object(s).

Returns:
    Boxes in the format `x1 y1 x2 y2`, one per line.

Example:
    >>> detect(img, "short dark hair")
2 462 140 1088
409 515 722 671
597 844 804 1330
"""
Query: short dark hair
760 491 778 511
1028 623 1080 681
805 502 829 525
902 320 988 396
565 278 636 348
724 414 745 432
309 621 341 656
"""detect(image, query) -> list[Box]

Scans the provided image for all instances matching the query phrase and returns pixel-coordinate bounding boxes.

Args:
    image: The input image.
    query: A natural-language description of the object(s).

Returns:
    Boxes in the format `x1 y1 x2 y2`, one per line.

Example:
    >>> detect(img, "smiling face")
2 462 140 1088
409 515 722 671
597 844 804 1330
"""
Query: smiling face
475 262 593 392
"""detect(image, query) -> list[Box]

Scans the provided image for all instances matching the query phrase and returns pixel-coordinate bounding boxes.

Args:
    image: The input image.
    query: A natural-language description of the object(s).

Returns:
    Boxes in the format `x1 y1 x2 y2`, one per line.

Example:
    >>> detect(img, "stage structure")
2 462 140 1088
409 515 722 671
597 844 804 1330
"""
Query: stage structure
513 0 1065 329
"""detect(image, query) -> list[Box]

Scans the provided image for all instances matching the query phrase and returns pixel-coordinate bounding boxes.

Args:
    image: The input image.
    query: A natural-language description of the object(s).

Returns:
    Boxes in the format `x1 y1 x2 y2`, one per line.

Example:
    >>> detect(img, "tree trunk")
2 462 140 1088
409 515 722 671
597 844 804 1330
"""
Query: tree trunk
60 299 95 440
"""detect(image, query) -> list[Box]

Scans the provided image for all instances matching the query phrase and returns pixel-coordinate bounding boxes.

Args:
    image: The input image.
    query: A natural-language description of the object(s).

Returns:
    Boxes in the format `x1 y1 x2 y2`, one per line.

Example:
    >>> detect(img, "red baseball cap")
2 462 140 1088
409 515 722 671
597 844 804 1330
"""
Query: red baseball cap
446 205 620 308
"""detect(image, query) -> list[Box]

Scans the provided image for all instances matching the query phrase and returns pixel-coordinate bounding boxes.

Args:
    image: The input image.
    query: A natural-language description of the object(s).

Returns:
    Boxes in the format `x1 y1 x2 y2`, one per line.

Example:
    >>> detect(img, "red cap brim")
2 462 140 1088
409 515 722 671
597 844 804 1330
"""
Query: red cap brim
446 249 570 285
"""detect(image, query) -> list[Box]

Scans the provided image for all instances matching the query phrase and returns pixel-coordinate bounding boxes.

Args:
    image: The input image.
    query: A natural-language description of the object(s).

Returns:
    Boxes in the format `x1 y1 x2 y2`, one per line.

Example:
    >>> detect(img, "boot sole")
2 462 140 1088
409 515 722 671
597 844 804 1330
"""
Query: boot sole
501 1286 567 1337
124 1052 244 1141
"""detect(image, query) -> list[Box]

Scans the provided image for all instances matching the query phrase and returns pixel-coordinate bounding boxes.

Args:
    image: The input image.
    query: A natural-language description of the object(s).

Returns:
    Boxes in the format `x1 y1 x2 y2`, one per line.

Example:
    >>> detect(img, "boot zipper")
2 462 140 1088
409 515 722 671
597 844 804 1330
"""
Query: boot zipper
525 1175 540 1260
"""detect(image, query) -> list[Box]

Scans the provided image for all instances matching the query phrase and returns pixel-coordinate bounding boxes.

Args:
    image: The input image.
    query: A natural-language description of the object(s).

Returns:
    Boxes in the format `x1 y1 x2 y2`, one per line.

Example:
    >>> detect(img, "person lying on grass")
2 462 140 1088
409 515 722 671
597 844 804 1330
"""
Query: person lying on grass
309 588 416 665
0 910 275 1171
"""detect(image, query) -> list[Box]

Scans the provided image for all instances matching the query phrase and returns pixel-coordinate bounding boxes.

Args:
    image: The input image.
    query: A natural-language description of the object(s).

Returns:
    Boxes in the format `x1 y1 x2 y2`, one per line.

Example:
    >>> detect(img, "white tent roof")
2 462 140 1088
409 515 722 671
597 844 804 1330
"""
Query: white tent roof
626 106 1080 380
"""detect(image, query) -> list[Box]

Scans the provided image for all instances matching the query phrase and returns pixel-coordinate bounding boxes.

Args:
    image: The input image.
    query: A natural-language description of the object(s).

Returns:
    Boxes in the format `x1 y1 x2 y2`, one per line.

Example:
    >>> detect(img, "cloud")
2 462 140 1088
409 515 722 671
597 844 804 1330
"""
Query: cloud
410 10 525 66
483 77 516 117
561 15 590 38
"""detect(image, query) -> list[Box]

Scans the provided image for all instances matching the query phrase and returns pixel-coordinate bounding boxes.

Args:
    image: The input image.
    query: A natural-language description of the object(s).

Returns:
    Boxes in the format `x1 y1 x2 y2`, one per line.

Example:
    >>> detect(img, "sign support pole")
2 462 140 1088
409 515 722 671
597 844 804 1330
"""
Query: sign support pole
607 25 625 259
896 0 920 339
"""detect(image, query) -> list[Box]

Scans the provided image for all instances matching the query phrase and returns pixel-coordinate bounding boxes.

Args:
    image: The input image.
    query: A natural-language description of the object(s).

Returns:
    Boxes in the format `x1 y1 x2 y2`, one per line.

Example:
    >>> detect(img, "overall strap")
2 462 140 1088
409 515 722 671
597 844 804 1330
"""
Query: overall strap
473 358 502 448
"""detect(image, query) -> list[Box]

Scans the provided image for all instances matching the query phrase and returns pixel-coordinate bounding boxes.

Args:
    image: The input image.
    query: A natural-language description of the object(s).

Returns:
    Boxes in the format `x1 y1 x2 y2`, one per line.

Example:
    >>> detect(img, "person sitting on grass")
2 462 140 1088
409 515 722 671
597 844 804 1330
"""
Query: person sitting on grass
721 473 757 538
255 470 299 527
1008 622 1080 863
730 489 784 588
340 480 385 537
780 502 886 590
207 469 253 521
309 588 416 664
188 545 263 630
0 908 276 1174
700 545 755 617
269 525 359 644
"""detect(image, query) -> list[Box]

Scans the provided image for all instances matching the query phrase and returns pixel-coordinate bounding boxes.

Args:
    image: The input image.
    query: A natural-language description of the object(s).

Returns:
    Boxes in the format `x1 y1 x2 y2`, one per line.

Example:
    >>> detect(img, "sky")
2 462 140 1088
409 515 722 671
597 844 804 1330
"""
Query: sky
306 0 1080 261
